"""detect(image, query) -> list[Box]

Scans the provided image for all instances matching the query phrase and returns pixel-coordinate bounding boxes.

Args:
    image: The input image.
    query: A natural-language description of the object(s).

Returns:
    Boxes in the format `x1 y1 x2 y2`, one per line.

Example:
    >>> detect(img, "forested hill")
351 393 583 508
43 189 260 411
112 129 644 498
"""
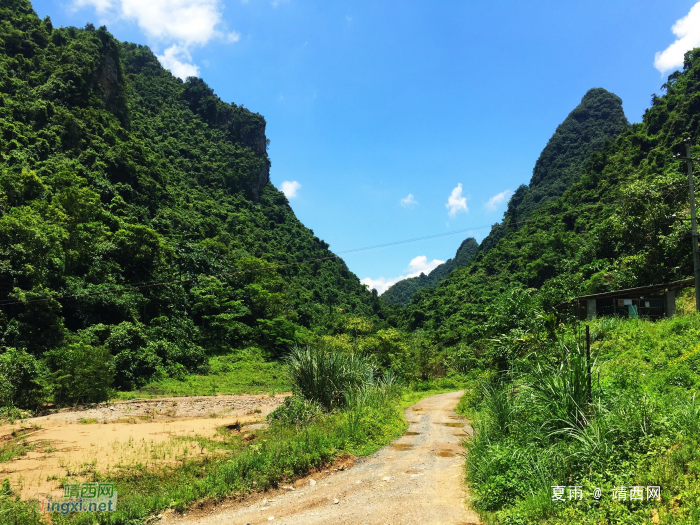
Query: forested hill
402 51 700 346
479 88 629 254
381 237 478 306
0 0 379 390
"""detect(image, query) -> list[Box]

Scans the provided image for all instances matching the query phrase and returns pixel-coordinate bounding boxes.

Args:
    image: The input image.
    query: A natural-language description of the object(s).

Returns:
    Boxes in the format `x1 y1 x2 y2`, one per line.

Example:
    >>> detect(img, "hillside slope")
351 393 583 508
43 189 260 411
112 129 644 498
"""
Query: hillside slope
402 52 700 346
0 0 379 391
479 88 629 254
382 238 478 306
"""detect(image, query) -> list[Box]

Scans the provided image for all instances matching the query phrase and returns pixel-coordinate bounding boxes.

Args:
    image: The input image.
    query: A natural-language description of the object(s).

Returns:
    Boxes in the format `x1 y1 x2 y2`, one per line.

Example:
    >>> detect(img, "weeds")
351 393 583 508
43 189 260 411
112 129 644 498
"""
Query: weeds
462 314 700 524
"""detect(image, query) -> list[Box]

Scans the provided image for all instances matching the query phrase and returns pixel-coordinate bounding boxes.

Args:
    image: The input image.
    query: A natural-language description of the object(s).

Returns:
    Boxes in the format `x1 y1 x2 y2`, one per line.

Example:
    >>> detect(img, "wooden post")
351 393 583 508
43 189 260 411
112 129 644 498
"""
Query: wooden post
585 325 591 403
685 139 700 312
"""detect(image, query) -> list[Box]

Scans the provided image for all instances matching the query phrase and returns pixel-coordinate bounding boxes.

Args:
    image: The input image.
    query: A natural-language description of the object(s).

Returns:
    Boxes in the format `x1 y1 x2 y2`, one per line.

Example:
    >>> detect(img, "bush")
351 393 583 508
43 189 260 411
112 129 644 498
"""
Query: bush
0 348 46 410
113 344 162 390
267 395 323 426
45 343 114 405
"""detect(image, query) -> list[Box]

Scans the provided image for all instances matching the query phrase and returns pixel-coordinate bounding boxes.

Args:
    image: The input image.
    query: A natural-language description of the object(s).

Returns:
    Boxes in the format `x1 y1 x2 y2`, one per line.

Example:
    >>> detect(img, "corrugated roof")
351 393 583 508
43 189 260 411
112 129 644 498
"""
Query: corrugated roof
555 278 694 310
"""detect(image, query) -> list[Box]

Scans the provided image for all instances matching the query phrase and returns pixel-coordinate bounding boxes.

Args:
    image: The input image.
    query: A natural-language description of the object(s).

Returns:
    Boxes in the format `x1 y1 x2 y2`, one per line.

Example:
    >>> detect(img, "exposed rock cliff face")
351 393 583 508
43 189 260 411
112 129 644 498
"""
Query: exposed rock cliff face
119 45 270 201
83 27 129 124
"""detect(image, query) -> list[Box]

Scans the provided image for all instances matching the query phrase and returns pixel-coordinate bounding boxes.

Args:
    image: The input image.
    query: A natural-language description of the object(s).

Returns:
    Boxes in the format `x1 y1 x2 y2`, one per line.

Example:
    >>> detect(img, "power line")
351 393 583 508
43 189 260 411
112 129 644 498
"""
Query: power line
0 182 687 310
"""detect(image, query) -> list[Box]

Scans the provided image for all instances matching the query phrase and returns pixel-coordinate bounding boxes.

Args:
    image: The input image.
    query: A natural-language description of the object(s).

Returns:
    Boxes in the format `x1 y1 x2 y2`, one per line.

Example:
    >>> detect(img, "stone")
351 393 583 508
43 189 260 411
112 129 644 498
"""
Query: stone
309 479 316 486
333 499 339 504
156 514 162 520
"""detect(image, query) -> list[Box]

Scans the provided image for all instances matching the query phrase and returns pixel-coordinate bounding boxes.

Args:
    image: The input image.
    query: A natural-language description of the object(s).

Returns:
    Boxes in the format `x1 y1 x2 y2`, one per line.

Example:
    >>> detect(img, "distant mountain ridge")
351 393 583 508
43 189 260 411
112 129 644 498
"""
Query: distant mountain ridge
382 238 479 306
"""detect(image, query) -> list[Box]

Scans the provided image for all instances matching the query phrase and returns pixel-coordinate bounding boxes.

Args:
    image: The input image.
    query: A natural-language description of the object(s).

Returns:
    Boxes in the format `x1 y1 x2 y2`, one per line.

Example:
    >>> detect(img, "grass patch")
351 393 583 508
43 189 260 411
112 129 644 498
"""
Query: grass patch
79 418 97 425
0 439 35 463
116 356 291 399
0 427 42 463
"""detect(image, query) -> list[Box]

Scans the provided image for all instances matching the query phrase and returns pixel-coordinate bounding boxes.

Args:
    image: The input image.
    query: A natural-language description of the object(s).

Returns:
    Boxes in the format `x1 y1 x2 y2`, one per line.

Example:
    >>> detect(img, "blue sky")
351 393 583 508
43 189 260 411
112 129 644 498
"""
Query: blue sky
32 0 700 292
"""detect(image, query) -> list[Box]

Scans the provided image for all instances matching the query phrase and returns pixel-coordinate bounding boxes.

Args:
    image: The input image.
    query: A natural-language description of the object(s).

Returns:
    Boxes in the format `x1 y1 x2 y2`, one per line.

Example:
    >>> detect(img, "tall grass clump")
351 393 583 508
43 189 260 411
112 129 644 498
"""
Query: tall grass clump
526 345 591 432
284 344 377 410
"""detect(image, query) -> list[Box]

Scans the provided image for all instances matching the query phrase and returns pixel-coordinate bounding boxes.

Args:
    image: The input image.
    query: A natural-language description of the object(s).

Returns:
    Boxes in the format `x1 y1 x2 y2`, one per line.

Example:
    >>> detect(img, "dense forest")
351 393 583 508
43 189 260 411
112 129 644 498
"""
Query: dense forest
0 0 385 398
382 237 478 306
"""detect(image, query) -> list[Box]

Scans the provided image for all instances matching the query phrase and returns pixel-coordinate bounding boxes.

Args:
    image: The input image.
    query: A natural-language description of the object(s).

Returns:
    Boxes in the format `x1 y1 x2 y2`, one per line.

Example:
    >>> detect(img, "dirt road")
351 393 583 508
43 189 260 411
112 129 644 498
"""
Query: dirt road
166 391 480 525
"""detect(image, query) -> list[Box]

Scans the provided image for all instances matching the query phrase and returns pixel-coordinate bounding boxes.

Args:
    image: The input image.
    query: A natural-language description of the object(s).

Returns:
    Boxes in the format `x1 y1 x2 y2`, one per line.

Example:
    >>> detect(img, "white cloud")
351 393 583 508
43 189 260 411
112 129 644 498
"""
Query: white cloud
281 180 301 198
654 3 700 73
400 193 418 208
157 45 200 79
361 255 444 294
71 0 240 79
406 255 443 276
446 183 468 218
361 276 401 295
484 189 512 211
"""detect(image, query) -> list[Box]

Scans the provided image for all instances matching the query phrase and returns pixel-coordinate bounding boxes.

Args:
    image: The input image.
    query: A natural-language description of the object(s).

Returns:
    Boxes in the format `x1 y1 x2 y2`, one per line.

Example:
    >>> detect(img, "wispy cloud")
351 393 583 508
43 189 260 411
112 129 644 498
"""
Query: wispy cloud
400 193 418 208
361 255 444 294
484 189 512 211
446 183 468 218
281 180 301 198
70 0 240 79
654 2 700 74
157 45 200 78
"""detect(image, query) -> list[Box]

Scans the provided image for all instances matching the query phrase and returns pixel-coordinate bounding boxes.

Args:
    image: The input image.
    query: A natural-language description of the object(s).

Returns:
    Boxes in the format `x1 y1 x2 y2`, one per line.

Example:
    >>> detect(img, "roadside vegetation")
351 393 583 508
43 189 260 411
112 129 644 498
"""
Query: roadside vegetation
457 306 700 524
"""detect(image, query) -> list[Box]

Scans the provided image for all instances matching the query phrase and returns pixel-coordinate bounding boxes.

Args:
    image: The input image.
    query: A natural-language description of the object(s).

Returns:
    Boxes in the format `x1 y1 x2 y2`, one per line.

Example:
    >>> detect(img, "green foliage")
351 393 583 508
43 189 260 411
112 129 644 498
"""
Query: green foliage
382 237 479 306
0 475 42 525
117 353 290 398
462 315 700 524
284 344 375 410
44 342 114 405
267 394 323 427
0 0 385 394
0 347 45 409
513 88 630 223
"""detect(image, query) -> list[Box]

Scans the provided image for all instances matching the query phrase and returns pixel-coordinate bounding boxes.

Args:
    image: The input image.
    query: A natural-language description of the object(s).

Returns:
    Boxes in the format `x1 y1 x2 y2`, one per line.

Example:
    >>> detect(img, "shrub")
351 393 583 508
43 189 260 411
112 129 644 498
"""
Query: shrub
0 348 46 410
267 395 323 426
45 342 114 405
113 344 162 390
